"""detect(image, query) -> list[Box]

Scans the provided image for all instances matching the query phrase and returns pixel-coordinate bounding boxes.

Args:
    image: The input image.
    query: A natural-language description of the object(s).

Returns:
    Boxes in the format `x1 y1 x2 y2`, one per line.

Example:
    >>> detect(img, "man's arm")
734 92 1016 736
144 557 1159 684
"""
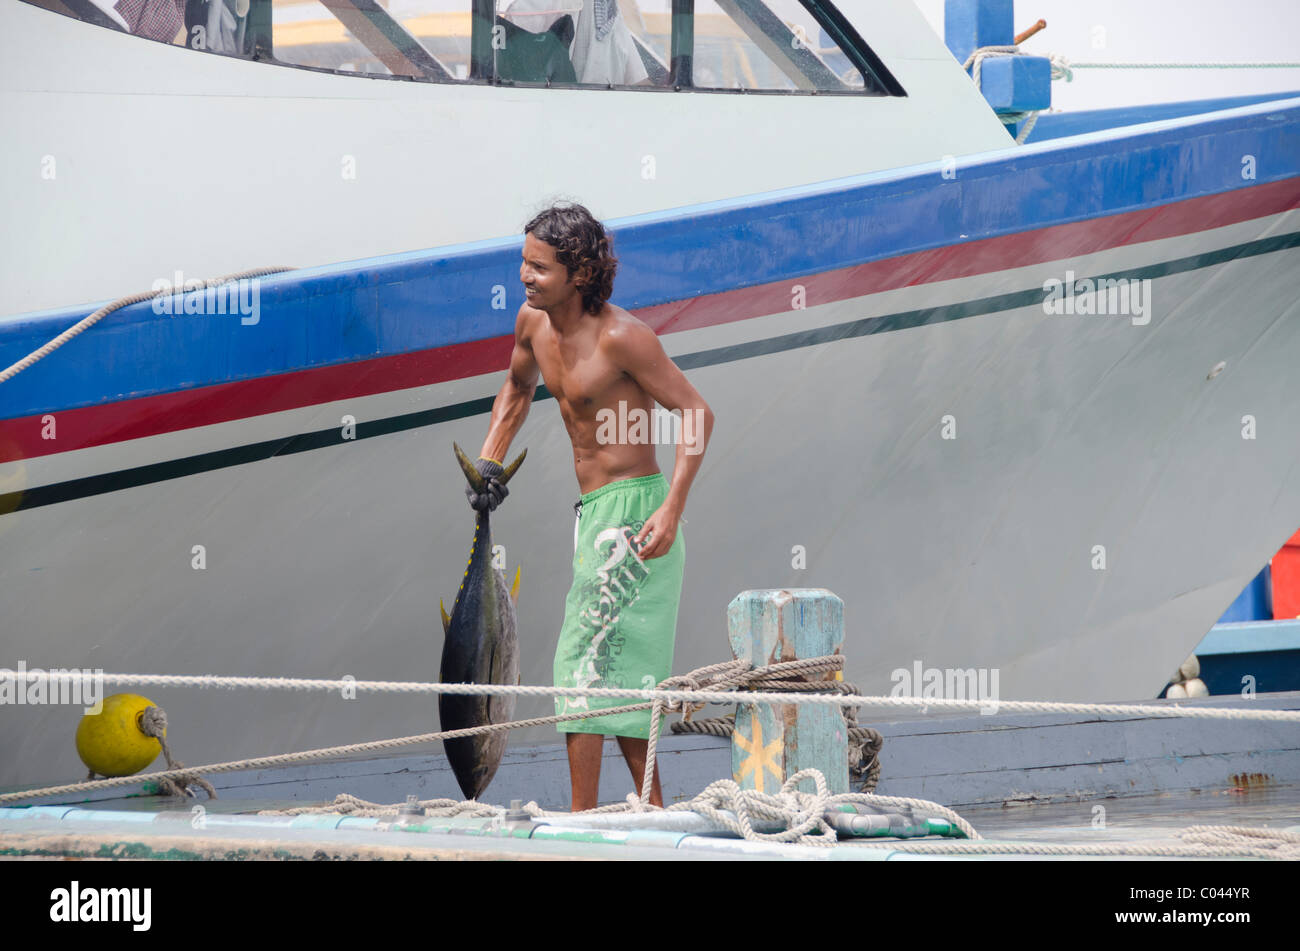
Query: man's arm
480 306 541 463
606 318 714 559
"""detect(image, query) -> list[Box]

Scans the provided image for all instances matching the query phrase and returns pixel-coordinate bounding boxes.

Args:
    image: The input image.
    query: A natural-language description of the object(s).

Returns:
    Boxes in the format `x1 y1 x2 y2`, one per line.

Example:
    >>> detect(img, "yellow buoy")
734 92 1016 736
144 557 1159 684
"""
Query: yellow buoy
75 693 163 777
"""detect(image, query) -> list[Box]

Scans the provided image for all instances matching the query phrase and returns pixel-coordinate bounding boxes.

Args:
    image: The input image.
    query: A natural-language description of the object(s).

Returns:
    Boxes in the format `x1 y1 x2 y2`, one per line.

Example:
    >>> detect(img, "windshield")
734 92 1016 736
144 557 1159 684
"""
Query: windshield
24 0 902 94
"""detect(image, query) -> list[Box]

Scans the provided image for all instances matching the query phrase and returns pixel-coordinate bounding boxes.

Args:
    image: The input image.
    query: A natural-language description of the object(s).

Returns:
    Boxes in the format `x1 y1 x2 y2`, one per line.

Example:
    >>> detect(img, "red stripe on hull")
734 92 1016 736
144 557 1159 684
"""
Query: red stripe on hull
0 337 512 464
639 177 1300 333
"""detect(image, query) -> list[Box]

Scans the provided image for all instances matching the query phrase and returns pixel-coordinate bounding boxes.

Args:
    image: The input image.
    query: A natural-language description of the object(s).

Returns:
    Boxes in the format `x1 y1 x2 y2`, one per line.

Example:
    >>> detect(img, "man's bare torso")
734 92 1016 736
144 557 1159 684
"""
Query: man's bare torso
521 301 659 495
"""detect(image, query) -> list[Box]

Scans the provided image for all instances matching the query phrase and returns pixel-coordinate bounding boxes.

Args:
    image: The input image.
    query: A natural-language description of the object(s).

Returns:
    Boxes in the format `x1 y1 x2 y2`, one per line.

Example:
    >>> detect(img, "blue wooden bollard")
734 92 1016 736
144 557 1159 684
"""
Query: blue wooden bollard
727 589 848 794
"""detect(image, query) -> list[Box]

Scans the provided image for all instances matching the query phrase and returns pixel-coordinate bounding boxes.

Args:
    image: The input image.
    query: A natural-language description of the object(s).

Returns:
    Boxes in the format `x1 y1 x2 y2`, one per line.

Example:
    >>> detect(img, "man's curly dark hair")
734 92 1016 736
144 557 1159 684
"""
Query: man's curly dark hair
523 203 618 315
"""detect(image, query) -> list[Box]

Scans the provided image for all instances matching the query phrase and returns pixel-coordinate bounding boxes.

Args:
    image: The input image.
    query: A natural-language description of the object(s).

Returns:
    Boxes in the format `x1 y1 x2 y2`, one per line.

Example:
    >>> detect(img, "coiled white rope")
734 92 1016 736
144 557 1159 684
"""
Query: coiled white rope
264 768 981 848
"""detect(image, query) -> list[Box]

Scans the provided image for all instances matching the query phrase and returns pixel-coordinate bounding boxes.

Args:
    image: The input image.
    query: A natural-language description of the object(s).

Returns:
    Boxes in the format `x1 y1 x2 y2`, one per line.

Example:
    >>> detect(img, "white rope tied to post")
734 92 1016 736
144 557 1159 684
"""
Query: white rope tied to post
964 46 1060 91
0 267 294 385
964 44 1020 90
961 44 1053 144
638 659 752 807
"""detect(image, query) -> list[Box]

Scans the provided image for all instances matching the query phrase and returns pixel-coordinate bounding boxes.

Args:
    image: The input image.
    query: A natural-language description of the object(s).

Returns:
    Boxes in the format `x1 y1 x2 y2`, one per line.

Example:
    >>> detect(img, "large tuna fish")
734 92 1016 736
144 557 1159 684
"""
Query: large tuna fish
438 443 526 800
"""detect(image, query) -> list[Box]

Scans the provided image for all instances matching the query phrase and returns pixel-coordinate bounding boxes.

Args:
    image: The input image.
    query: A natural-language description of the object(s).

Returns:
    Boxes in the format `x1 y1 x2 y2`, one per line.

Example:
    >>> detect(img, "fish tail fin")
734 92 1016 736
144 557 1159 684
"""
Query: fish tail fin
498 448 527 486
510 565 521 604
453 442 486 493
440 598 451 635
454 443 526 489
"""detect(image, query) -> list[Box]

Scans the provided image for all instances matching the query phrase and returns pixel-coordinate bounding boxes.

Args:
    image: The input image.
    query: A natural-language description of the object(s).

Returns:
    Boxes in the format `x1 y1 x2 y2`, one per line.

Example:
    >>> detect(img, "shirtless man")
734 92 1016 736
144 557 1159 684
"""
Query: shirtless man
466 203 713 810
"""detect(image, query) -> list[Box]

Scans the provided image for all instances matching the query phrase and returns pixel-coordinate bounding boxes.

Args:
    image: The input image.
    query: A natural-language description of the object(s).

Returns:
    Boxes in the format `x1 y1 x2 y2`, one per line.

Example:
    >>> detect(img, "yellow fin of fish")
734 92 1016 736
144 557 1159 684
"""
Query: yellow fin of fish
439 598 451 635
510 565 521 604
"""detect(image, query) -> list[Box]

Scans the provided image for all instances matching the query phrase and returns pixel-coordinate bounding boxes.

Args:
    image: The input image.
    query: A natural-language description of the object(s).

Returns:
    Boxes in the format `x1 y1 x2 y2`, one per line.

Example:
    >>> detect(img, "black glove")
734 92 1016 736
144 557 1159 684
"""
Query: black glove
465 457 509 512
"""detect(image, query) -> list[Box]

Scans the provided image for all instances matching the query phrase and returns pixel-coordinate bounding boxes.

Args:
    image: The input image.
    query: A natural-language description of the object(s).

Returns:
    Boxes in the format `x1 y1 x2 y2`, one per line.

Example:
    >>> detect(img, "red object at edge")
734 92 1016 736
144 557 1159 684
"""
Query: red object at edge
1271 529 1300 620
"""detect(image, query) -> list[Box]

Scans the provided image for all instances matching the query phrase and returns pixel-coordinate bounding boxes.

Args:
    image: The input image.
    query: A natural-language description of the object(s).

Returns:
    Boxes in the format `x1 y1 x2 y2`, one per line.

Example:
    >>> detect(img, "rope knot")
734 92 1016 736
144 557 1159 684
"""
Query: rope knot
959 44 1050 144
138 704 216 800
655 673 701 714
137 705 168 739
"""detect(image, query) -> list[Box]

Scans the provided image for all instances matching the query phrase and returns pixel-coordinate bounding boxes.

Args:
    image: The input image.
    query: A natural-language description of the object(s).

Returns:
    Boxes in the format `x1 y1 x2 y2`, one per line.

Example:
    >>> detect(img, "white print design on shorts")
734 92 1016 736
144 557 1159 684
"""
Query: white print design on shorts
564 525 649 712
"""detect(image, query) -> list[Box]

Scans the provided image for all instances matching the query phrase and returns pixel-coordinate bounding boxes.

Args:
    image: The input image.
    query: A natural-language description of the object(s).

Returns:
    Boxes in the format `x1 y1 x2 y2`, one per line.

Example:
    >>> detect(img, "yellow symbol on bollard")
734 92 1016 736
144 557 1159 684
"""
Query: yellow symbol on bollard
75 693 163 777
735 718 783 794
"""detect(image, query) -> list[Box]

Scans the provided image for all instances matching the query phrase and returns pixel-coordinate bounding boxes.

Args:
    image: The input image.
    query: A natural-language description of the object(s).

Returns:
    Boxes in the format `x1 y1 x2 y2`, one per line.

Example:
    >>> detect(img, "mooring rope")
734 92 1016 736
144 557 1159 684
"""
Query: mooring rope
15 667 1300 721
8 656 1293 828
1067 62 1300 71
639 660 753 806
954 49 1297 143
0 267 294 385
0 701 655 806
13 661 1290 807
9 653 1297 856
135 705 216 800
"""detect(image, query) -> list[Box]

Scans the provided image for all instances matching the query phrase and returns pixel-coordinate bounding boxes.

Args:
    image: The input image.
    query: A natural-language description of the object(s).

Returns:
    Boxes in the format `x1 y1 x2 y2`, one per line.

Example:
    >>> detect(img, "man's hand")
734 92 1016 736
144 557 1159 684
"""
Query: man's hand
633 500 682 560
465 457 509 512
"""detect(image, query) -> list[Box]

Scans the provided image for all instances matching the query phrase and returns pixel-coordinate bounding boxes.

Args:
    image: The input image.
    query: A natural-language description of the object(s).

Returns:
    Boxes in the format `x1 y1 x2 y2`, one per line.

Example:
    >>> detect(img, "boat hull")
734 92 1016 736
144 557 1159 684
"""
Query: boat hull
3 209 1299 788
3 6 1299 787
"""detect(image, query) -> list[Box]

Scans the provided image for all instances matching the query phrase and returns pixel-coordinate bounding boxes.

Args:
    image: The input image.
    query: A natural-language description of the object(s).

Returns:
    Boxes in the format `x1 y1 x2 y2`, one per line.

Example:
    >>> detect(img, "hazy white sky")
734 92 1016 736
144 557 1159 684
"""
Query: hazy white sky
837 0 1300 111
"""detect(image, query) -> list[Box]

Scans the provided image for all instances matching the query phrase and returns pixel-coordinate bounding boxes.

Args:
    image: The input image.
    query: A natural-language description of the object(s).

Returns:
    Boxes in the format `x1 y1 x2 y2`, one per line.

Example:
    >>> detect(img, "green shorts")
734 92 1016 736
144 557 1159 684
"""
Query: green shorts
554 473 685 738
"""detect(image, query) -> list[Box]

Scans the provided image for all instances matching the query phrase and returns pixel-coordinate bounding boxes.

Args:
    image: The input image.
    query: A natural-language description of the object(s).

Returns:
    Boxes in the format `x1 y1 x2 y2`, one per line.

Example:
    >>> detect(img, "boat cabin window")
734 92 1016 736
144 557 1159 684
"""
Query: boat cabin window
21 0 901 95
271 0 460 78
